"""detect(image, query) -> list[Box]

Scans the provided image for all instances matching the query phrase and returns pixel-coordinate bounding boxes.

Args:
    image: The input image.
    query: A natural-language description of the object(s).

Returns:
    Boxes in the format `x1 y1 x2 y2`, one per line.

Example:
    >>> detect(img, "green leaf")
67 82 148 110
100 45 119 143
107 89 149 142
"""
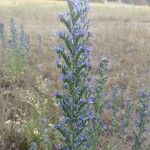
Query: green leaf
58 51 71 68
74 49 84 64
59 34 73 53
60 16 72 33
76 64 87 75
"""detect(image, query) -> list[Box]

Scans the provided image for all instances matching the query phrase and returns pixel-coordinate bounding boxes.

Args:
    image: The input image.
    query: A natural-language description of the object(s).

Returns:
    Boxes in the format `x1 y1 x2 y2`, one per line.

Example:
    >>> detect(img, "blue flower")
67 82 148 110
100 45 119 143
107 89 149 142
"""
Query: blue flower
87 76 91 82
59 116 67 124
63 146 70 150
88 97 95 104
52 91 59 97
87 111 94 120
55 58 61 66
54 43 65 52
86 61 91 70
56 31 65 38
60 72 73 81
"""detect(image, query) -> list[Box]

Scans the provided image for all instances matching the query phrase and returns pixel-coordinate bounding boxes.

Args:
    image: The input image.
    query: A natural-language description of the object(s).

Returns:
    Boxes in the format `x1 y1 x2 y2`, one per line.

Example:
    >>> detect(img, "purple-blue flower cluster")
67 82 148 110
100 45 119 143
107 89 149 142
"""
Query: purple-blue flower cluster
131 91 150 150
121 97 132 135
0 22 5 48
9 18 18 49
20 25 30 51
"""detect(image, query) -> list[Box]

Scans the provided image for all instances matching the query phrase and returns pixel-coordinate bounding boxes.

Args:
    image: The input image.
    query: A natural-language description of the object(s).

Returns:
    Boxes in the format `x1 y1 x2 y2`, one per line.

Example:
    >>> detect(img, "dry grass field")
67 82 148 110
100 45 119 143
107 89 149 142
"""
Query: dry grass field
1 0 149 90
0 0 150 149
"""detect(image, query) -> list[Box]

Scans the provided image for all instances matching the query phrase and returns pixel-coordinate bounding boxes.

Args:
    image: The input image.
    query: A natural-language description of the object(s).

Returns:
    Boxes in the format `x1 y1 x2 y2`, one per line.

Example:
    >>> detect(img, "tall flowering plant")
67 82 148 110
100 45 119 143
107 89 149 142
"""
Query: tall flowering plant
131 91 150 150
0 18 30 76
54 0 93 149
89 57 110 149
0 22 6 48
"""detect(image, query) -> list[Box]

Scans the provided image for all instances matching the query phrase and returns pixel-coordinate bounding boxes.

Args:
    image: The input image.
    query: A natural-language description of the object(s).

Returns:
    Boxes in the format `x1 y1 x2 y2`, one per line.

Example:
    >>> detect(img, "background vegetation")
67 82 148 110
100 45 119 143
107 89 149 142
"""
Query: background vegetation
0 0 149 149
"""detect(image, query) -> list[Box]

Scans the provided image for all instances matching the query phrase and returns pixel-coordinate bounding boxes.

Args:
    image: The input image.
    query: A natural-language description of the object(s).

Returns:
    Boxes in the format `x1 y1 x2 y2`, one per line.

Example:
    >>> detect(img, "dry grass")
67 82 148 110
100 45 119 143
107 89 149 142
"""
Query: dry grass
1 0 148 93
0 0 150 149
